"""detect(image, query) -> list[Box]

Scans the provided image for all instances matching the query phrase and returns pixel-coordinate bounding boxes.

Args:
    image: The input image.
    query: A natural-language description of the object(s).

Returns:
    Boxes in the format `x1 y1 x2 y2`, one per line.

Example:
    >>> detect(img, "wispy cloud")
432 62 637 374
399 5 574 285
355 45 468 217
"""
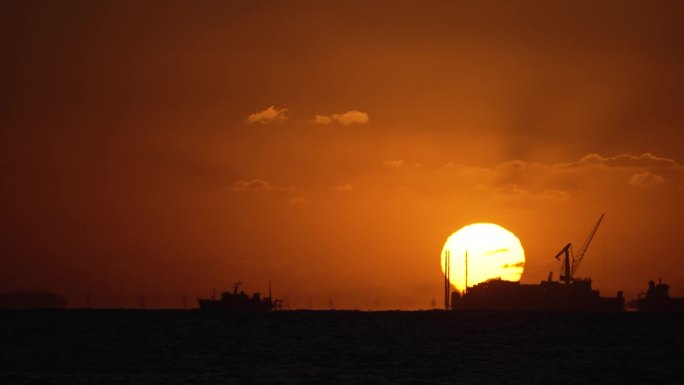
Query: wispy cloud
313 110 369 125
245 106 288 124
313 115 333 124
289 196 307 205
382 160 404 168
502 262 525 269
439 152 683 190
332 184 353 192
493 184 571 202
233 178 282 192
485 248 509 255
554 152 681 170
442 153 681 174
629 172 665 187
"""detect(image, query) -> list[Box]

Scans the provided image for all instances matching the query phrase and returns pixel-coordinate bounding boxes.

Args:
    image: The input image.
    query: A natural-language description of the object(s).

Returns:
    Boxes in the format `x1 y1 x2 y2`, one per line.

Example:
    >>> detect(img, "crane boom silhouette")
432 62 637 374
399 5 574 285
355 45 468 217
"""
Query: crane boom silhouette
571 214 605 278
555 214 605 284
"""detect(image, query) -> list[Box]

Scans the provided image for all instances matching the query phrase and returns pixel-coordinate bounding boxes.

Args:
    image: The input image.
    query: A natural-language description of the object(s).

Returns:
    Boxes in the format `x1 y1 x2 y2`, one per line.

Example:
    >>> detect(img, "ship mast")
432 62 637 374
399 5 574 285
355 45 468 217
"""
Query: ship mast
444 250 450 310
465 250 468 294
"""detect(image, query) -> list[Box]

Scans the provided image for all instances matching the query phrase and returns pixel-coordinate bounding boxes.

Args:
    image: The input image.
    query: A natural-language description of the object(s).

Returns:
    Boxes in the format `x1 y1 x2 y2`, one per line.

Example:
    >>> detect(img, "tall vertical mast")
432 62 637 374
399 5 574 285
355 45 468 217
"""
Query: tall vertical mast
465 250 468 295
444 250 450 310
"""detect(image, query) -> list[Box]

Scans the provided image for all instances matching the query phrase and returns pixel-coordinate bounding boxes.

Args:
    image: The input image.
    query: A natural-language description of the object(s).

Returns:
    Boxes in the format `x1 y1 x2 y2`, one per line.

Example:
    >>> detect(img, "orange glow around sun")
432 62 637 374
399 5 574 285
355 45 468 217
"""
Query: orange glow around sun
440 223 525 293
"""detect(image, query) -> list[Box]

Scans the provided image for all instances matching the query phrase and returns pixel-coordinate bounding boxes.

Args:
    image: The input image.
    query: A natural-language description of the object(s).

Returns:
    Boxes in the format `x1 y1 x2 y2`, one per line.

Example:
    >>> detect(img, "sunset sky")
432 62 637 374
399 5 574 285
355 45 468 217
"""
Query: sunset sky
2 1 683 308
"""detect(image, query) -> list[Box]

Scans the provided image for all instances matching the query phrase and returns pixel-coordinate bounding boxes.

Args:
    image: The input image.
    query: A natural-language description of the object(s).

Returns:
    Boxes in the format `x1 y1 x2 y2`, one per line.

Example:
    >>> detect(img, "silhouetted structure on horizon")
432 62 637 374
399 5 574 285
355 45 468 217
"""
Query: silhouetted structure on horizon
197 281 282 311
447 214 624 311
443 249 450 309
0 291 68 309
638 279 684 312
451 278 624 311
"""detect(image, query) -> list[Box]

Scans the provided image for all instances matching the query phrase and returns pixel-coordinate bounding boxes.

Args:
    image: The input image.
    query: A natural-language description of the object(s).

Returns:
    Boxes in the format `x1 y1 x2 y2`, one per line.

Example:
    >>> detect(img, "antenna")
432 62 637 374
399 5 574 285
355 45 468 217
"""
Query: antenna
269 280 272 300
444 249 451 310
465 250 469 295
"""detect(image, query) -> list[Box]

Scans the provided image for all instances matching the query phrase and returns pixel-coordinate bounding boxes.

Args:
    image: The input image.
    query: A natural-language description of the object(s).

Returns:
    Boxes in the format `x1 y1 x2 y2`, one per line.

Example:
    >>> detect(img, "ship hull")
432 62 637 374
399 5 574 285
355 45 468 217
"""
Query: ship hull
197 282 281 311
197 298 275 312
637 281 684 312
451 279 624 312
637 298 684 312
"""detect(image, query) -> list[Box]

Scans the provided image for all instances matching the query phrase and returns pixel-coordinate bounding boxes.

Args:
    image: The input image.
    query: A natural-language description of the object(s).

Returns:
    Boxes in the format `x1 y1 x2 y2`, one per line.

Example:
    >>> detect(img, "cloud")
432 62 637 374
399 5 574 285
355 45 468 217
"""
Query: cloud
485 248 509 255
245 106 288 124
382 160 404 168
629 172 665 187
538 190 573 201
313 110 369 125
502 262 525 269
332 184 353 192
233 178 282 192
492 184 528 199
313 115 333 125
333 111 369 125
374 152 681 205
554 152 681 170
498 160 543 171
442 161 490 174
493 184 571 202
289 196 307 205
438 152 682 192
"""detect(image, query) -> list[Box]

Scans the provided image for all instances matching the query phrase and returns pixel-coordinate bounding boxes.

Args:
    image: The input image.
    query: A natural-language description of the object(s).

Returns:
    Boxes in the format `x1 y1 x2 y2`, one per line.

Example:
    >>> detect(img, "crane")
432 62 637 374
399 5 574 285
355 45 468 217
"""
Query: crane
555 243 573 285
555 214 605 284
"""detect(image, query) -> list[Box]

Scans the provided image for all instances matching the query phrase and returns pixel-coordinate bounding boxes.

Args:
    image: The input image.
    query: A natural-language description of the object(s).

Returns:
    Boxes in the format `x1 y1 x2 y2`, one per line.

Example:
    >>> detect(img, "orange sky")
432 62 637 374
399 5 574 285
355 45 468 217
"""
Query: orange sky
1 1 684 308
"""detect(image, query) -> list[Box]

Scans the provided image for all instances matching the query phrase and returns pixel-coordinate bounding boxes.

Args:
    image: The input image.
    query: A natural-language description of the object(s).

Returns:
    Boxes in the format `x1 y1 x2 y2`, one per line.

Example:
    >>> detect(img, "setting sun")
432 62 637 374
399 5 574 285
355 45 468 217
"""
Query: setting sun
441 223 525 292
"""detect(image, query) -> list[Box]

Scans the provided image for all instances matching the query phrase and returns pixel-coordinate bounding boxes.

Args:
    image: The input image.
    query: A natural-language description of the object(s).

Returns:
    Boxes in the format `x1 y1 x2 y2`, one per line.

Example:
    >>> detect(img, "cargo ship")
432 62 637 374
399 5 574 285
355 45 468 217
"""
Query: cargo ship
448 214 625 312
637 279 684 312
450 277 624 311
198 281 282 311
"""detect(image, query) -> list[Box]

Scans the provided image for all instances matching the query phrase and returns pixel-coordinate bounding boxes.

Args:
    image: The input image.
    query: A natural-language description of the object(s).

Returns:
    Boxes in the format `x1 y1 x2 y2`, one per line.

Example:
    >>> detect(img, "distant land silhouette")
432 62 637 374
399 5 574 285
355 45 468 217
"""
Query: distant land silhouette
0 291 67 309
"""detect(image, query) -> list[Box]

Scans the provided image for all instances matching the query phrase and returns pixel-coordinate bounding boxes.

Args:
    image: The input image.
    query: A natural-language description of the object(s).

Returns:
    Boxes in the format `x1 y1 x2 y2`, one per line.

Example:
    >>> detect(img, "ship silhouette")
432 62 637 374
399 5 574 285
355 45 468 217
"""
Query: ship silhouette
198 281 282 311
448 214 625 312
450 277 624 311
637 279 684 312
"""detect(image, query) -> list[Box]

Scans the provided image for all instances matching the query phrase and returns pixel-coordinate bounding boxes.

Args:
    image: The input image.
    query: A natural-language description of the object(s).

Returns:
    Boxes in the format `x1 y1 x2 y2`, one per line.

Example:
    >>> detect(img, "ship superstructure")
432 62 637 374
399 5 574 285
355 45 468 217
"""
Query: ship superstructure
198 281 282 311
637 279 684 312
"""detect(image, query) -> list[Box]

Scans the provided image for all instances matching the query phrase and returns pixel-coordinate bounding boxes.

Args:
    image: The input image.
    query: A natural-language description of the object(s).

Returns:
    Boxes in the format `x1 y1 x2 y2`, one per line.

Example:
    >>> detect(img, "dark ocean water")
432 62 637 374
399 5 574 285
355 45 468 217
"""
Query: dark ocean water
1 309 682 384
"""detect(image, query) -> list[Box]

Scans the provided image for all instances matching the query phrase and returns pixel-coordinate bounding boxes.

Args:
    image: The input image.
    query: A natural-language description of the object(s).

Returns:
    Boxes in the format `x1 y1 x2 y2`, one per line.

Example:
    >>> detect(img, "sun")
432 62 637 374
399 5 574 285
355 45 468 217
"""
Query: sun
440 223 525 292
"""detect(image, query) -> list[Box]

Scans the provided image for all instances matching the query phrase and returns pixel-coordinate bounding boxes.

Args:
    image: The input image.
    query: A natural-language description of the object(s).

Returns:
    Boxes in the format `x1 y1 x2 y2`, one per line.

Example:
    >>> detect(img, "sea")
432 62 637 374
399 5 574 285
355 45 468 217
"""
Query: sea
1 309 682 384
